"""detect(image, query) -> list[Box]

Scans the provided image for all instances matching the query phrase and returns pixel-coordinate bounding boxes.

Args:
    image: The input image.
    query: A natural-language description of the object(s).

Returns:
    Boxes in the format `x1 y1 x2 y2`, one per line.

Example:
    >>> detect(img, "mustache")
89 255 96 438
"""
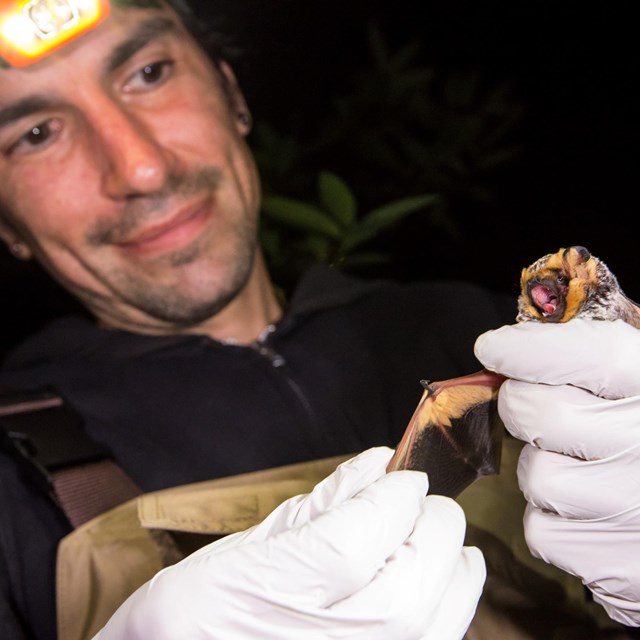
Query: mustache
87 167 222 245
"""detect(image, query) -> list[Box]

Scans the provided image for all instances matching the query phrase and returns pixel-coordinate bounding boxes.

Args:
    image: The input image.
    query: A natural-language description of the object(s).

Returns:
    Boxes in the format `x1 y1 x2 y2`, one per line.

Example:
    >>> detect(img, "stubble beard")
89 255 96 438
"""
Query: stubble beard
123 230 256 327
100 220 258 326
86 166 260 327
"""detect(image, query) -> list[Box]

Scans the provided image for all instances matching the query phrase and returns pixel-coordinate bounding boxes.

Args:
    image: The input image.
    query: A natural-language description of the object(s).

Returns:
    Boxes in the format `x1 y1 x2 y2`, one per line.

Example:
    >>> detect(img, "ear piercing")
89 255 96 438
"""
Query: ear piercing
237 111 252 128
9 241 27 259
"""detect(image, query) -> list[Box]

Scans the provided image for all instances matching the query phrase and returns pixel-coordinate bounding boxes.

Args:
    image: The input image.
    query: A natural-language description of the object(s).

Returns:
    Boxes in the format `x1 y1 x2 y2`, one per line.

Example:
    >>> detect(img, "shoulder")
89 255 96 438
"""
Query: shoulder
290 264 516 325
0 449 69 636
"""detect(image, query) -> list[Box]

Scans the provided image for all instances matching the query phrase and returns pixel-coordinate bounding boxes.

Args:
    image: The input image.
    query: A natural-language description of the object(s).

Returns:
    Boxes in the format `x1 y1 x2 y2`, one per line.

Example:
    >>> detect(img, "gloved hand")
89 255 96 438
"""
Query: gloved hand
94 447 485 640
475 318 640 626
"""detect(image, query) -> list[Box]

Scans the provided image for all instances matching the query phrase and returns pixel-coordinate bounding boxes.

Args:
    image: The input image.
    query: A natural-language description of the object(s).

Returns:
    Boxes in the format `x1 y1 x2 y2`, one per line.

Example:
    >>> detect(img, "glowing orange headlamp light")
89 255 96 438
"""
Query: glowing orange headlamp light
0 0 111 67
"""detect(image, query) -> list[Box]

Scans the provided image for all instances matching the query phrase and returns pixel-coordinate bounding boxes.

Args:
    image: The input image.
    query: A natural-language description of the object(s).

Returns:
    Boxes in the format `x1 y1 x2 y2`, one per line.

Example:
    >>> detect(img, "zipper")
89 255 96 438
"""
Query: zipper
249 325 319 426
250 325 286 368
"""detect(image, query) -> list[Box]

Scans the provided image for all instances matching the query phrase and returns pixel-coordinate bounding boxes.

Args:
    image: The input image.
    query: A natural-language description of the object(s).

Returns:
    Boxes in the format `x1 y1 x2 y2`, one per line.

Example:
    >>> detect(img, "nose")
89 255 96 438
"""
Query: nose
87 97 175 198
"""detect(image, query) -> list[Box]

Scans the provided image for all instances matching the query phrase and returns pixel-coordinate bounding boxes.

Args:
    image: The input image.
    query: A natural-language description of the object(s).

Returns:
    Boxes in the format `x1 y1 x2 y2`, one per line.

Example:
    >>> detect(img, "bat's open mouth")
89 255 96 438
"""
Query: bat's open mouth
530 284 558 315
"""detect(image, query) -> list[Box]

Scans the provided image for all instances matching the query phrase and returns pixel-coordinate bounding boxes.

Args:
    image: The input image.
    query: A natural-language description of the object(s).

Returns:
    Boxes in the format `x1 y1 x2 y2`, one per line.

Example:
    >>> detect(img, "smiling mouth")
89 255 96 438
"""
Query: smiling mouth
117 200 212 256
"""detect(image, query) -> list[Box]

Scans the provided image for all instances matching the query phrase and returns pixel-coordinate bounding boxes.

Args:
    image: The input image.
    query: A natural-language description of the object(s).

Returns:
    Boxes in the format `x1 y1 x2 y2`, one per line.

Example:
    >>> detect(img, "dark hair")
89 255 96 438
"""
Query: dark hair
166 0 243 65
165 1 249 115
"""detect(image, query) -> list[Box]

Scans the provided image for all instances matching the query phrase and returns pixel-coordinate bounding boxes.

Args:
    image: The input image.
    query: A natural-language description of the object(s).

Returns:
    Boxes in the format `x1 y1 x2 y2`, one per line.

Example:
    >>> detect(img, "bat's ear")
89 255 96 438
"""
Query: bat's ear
565 246 591 265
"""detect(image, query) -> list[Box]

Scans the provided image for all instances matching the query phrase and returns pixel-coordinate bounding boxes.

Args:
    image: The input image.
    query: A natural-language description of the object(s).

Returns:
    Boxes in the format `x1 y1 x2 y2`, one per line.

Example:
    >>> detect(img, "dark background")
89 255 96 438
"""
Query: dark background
1 0 637 353
218 0 637 294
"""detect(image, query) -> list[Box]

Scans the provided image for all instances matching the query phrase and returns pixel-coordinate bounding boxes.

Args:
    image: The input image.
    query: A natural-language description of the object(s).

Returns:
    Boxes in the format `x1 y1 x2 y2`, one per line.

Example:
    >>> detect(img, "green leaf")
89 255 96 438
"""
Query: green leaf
343 194 441 250
342 251 391 268
318 172 357 228
302 235 333 262
261 196 342 239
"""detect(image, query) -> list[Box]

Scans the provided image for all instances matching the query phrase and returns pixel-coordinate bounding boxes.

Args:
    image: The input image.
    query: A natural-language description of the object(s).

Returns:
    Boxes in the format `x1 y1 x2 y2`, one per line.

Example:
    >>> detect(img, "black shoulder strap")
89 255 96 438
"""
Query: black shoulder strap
0 387 141 527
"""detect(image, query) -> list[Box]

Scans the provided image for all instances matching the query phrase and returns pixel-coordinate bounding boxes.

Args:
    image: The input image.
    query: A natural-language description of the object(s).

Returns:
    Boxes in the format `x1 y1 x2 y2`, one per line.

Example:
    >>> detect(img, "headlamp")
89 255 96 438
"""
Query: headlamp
0 0 111 67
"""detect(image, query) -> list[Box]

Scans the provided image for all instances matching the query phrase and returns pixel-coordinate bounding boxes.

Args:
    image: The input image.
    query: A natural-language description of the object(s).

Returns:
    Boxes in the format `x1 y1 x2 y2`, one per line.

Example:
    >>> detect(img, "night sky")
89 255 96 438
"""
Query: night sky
1 1 638 353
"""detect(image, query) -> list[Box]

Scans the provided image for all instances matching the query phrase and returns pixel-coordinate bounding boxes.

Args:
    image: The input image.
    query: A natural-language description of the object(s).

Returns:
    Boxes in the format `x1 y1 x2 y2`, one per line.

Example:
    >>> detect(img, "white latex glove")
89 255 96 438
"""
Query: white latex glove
94 447 485 640
475 319 640 626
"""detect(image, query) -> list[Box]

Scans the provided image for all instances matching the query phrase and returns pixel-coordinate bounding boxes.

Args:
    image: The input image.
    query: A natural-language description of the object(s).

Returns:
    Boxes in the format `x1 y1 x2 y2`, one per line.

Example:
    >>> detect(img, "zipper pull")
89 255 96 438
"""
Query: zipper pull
253 324 286 367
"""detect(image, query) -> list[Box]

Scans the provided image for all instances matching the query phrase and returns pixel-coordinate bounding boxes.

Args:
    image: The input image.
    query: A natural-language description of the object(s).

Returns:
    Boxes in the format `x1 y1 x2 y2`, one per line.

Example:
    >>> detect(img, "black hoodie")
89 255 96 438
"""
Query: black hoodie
0 265 514 639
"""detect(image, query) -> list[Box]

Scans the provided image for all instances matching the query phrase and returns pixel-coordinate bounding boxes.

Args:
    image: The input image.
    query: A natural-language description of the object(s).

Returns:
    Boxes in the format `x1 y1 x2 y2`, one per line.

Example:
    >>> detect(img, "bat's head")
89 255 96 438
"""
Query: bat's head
517 245 623 323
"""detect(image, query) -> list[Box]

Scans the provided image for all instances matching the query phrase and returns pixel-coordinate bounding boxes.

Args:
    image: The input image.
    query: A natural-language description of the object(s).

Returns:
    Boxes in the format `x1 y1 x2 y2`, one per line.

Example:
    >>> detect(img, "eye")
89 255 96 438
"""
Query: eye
141 61 166 83
124 60 174 93
6 119 61 157
556 273 569 286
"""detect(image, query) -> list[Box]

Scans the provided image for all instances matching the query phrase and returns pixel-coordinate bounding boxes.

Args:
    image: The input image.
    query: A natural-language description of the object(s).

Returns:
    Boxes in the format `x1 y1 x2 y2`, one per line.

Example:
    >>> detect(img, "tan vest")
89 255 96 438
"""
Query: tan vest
56 454 353 640
56 441 629 640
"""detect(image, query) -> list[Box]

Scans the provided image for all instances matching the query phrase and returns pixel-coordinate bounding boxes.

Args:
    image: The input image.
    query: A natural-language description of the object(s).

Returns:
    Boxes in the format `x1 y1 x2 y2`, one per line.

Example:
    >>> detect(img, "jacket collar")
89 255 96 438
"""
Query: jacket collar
2 264 382 368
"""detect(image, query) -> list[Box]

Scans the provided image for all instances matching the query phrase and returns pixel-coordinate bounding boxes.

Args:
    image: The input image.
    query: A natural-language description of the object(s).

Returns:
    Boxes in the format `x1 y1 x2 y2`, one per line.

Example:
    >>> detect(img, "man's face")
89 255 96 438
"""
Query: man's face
0 2 261 332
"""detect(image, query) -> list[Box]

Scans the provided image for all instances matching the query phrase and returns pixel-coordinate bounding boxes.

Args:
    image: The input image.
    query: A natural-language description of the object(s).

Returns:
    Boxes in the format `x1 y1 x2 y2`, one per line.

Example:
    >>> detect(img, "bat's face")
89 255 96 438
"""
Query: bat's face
517 245 618 323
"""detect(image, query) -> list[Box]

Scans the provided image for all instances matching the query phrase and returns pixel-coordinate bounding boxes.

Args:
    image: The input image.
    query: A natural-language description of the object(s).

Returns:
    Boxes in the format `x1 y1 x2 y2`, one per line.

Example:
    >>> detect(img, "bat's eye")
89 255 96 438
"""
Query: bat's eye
556 273 569 286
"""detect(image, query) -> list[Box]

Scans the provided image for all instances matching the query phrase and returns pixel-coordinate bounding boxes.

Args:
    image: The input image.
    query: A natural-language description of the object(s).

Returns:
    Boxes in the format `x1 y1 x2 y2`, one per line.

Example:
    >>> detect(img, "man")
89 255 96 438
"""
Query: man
0 1 638 638
0 2 497 638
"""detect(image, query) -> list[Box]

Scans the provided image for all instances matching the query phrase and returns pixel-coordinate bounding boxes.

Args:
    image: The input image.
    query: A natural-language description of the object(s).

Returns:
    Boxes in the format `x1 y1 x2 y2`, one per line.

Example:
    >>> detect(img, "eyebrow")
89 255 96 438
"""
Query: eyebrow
0 17 180 130
105 16 179 75
0 96 51 129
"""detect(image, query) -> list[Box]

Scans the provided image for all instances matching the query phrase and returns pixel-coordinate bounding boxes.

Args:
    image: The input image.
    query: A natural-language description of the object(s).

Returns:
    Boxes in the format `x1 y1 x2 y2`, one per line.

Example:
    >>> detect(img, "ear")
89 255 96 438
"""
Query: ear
218 61 252 136
0 218 33 261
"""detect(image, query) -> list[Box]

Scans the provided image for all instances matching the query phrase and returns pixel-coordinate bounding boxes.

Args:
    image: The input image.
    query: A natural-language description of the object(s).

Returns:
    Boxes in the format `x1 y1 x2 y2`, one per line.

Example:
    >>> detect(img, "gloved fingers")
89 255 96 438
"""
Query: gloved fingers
199 447 397 557
474 320 640 399
252 446 396 536
327 495 485 640
524 502 640 628
102 470 429 639
498 379 640 457
523 503 640 597
96 481 483 640
591 587 640 628
517 444 640 518
417 547 485 640
214 469 430 609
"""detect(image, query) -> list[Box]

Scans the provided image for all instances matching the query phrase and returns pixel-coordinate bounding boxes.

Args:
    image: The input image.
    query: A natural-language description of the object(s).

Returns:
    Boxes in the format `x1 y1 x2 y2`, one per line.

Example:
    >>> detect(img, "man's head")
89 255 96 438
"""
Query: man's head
0 0 268 336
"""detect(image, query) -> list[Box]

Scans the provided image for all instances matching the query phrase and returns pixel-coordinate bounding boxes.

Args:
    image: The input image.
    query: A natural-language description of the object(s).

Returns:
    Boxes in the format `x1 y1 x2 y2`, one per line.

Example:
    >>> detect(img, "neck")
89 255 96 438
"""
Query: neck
183 251 284 344
92 250 284 344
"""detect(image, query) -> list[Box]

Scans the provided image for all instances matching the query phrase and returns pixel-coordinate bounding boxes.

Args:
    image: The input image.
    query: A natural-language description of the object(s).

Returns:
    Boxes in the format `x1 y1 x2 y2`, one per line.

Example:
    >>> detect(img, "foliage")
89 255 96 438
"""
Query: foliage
251 22 524 286
259 171 441 286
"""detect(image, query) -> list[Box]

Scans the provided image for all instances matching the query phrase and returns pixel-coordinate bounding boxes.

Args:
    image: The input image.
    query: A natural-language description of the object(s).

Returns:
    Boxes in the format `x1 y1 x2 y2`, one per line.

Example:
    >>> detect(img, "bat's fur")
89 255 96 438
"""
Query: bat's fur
388 246 638 495
517 245 640 328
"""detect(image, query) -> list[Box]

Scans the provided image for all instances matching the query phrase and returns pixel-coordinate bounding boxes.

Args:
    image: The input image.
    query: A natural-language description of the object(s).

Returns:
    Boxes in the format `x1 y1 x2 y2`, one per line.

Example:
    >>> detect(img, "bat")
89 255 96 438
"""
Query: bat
387 245 639 497
517 245 640 328
386 370 505 497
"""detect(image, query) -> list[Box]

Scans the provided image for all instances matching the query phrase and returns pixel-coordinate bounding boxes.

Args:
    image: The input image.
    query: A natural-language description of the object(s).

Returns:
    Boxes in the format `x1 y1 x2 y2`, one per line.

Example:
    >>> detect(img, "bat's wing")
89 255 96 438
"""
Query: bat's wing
387 370 505 497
